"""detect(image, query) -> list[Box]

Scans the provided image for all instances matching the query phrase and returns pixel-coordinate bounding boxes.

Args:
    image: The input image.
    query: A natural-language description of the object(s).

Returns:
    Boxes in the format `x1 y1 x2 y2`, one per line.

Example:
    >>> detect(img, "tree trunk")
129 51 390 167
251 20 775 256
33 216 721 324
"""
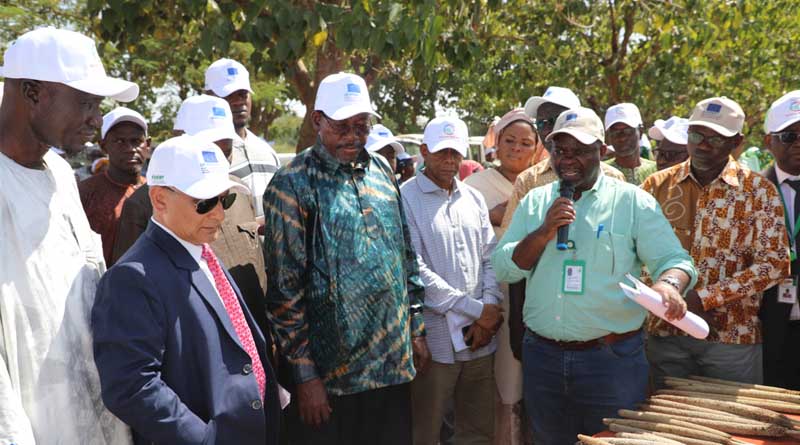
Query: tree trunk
291 34 344 152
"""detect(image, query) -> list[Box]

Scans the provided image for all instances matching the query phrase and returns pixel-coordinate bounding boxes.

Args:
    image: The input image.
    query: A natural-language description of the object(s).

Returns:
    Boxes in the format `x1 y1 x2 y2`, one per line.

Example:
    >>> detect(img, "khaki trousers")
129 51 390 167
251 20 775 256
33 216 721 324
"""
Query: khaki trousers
411 354 495 445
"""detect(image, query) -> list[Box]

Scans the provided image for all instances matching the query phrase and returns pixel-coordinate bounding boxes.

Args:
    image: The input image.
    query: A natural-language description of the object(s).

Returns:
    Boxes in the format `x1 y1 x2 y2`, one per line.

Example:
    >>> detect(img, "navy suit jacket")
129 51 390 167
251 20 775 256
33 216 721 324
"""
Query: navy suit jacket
760 166 797 386
92 222 280 445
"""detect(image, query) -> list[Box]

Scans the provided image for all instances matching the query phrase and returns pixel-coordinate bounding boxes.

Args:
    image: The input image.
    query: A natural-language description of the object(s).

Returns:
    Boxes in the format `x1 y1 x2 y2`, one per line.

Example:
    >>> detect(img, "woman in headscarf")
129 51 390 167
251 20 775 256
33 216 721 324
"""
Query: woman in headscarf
464 108 541 445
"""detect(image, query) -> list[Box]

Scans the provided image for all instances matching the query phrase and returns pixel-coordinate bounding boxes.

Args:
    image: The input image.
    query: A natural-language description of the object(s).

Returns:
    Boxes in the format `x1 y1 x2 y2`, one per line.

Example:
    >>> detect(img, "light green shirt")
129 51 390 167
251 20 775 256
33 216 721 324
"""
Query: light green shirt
491 174 697 342
605 157 657 185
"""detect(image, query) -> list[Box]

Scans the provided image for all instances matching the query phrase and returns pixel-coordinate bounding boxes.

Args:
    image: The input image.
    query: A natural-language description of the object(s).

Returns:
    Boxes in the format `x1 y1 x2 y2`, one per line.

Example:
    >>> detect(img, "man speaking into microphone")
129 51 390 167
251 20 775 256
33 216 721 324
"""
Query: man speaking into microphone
491 106 697 445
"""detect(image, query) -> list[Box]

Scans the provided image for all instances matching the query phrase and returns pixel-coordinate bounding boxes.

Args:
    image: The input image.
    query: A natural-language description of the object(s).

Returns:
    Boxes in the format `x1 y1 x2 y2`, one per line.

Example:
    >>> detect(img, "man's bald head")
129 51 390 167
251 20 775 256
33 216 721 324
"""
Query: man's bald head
0 79 103 166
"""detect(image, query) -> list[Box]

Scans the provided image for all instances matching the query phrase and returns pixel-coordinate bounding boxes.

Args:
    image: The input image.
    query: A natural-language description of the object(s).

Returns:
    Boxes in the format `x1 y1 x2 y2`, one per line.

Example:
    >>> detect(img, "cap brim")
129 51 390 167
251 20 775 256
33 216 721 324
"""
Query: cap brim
647 126 664 141
546 128 600 145
102 116 148 140
326 104 381 120
605 118 640 131
194 127 244 144
183 178 250 200
662 130 688 145
772 115 800 133
687 120 737 137
524 97 546 118
428 140 467 158
67 76 139 102
214 81 254 98
366 138 404 154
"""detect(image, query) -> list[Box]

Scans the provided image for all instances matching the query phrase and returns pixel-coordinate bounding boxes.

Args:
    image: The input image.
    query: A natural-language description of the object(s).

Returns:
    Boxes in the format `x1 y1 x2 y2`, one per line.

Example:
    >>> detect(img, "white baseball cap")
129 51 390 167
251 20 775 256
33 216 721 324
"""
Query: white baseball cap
524 86 581 118
101 107 148 140
176 95 242 144
204 58 253 98
422 116 469 157
649 116 689 144
366 124 404 154
397 152 413 161
314 72 380 121
765 90 800 133
546 107 605 145
604 103 643 130
688 96 745 137
146 135 248 200
0 27 138 102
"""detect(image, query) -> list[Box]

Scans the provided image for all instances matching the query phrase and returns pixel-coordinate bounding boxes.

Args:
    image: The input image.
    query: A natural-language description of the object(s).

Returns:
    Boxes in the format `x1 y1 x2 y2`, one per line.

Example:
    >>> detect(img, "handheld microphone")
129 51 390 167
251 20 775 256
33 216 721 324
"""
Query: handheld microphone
556 181 575 250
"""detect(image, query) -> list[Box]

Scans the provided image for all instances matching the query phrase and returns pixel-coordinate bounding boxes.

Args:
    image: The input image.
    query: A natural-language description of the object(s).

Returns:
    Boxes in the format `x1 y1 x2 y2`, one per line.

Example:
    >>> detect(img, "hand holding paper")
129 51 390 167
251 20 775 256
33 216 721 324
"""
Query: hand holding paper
619 273 709 339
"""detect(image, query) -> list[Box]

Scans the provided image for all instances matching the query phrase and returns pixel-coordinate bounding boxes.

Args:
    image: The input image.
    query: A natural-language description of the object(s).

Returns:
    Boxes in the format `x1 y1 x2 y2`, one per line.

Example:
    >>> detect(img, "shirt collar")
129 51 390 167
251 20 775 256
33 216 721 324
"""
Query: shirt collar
150 217 203 265
312 137 371 174
676 156 740 188
776 164 800 184
417 170 462 195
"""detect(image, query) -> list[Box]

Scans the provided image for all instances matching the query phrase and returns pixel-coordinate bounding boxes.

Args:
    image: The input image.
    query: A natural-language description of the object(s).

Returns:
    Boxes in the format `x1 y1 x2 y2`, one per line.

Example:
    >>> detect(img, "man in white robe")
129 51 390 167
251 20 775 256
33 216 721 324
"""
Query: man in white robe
0 27 138 445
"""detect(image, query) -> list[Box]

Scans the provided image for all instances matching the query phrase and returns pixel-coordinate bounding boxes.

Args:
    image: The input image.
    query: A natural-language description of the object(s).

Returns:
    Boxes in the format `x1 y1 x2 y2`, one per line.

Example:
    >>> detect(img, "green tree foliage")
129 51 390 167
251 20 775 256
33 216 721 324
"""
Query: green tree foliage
6 1 800 151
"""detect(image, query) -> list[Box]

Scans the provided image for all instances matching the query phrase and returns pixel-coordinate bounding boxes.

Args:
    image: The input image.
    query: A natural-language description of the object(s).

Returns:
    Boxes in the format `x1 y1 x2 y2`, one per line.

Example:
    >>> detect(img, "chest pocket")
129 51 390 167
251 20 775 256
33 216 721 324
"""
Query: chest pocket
593 231 636 276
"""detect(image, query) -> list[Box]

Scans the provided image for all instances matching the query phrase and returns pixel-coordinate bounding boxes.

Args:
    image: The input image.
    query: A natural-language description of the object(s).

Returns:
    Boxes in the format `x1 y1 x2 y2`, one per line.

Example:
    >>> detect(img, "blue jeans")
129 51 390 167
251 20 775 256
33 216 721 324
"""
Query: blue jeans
522 330 648 445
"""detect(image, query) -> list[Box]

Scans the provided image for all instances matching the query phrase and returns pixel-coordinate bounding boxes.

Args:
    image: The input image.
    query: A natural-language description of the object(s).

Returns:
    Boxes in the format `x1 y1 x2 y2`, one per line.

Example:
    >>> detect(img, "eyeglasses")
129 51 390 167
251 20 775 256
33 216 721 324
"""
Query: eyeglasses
687 131 729 149
606 127 638 138
535 117 557 132
167 187 237 214
774 131 800 145
652 148 689 161
322 113 372 136
550 145 598 158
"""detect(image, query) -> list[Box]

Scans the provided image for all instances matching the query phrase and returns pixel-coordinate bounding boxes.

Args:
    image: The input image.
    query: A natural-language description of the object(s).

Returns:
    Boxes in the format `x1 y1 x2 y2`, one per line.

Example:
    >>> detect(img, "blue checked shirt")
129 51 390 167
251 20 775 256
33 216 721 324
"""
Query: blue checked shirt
401 173 502 364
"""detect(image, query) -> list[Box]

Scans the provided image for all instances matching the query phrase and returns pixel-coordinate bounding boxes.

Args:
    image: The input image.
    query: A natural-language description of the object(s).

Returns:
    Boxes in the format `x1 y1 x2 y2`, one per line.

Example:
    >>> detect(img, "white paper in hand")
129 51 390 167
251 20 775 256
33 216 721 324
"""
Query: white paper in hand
446 312 472 352
620 273 709 339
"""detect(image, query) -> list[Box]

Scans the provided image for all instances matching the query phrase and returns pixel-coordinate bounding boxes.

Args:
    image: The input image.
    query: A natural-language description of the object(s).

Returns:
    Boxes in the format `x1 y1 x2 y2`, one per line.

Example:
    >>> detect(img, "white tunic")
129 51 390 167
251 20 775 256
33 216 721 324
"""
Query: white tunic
0 150 131 445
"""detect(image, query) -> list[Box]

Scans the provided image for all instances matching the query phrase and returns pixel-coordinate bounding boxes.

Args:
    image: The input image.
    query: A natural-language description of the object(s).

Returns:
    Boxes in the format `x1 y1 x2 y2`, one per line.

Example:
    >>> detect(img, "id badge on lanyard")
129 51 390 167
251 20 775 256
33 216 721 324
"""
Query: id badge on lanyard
777 187 800 261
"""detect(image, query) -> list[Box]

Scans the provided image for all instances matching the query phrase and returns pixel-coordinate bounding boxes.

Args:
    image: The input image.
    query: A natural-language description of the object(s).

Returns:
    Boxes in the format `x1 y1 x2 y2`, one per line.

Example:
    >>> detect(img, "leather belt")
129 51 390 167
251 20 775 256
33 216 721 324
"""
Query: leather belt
528 328 641 351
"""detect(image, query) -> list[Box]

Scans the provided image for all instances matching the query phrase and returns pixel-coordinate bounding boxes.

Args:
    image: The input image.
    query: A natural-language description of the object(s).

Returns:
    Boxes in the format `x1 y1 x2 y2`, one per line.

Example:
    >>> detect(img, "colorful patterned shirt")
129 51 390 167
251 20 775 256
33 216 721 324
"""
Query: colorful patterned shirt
642 159 790 344
262 142 425 396
605 157 657 185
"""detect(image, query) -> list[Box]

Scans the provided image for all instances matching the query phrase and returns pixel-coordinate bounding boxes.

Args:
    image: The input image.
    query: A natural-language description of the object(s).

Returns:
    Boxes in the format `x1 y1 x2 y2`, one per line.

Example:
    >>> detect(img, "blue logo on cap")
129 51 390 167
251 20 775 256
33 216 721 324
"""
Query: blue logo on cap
212 107 226 118
706 103 722 113
566 113 578 121
378 131 390 137
443 123 456 135
227 67 238 76
346 83 361 94
202 151 218 163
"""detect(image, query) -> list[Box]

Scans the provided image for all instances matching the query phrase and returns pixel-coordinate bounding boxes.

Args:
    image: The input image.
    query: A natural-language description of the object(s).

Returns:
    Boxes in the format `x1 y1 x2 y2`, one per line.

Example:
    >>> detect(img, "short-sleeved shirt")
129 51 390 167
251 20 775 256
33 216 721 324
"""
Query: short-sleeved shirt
78 172 145 266
641 158 790 344
492 174 697 342
605 157 657 185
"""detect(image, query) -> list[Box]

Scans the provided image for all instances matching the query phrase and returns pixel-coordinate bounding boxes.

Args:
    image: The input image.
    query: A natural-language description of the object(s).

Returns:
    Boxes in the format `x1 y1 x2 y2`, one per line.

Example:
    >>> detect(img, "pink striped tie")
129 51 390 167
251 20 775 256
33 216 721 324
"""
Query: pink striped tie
201 243 266 399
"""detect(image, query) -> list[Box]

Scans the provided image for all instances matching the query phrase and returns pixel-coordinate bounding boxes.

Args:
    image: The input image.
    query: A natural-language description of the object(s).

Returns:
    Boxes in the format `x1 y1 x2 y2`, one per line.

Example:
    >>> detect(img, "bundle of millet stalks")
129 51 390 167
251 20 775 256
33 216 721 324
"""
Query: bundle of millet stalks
577 375 800 444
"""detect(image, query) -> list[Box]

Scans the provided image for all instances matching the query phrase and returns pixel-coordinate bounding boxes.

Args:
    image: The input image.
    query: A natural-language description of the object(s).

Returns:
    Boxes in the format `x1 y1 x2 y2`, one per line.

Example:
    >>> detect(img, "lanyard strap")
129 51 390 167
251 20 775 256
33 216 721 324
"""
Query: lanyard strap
777 185 800 245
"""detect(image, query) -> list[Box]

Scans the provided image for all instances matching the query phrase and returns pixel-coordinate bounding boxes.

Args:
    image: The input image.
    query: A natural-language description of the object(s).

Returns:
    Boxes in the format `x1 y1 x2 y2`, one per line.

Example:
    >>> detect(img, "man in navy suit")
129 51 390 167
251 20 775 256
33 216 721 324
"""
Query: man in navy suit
92 135 280 444
761 90 800 390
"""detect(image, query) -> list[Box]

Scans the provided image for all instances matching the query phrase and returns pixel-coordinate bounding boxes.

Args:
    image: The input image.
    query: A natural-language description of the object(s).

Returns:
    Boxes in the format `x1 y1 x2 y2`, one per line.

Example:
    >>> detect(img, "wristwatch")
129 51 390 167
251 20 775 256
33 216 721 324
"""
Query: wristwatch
658 275 683 292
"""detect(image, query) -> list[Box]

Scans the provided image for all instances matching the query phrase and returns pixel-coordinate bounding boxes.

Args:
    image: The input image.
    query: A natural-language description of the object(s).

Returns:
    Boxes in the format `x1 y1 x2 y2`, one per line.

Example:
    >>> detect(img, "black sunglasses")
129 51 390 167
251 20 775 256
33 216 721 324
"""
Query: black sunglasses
687 131 729 149
774 131 800 145
535 117 557 132
167 187 237 214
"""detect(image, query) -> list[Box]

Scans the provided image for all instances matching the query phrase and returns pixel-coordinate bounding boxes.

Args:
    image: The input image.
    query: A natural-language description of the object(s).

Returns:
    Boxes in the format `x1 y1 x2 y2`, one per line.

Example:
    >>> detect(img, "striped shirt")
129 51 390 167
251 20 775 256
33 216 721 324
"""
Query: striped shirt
401 173 502 364
229 129 280 218
262 142 424 396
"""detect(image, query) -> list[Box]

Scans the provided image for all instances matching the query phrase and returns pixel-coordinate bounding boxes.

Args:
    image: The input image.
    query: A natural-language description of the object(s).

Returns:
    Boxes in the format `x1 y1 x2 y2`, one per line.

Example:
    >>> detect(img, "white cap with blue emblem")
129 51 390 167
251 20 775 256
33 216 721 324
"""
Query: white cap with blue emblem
146 135 248 199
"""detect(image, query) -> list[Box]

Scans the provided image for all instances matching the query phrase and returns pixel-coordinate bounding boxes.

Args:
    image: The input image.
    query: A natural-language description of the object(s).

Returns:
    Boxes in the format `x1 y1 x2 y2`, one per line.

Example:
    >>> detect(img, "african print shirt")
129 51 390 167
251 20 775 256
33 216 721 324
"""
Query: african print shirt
642 158 790 344
262 141 425 396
